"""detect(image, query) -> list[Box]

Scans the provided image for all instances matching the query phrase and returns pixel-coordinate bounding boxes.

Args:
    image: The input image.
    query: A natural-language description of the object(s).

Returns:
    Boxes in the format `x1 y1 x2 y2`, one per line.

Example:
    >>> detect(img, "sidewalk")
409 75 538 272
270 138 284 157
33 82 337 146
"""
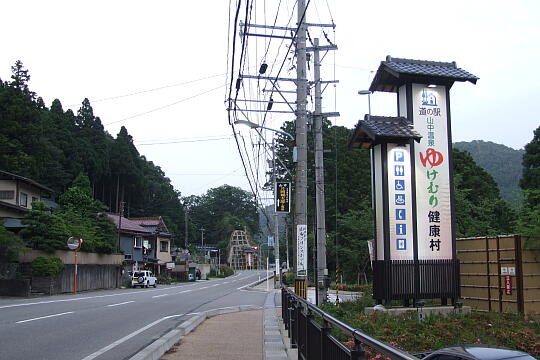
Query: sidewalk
160 309 263 360
133 278 291 360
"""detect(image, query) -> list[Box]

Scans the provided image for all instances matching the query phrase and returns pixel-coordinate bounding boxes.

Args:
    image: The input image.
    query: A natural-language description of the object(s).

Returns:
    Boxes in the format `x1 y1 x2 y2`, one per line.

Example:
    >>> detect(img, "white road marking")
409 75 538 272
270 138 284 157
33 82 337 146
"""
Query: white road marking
79 313 185 360
152 294 168 298
107 301 134 307
16 311 74 324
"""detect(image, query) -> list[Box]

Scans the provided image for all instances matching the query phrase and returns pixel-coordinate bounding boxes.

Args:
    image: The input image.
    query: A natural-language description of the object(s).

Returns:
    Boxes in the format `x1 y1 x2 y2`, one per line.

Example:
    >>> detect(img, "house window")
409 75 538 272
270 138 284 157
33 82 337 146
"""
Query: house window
20 193 28 207
0 190 14 200
124 254 132 260
134 236 142 248
160 241 169 252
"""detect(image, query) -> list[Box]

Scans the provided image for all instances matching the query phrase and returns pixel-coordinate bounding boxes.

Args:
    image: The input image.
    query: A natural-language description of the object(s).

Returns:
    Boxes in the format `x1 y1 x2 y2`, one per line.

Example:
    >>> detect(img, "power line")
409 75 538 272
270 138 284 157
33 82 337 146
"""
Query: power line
104 84 224 126
136 136 232 146
67 72 227 107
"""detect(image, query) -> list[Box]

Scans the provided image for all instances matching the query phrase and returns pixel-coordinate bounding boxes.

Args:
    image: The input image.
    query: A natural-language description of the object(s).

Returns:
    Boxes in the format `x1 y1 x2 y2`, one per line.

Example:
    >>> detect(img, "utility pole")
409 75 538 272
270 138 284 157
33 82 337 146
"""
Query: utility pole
294 0 308 297
184 209 189 248
313 38 328 305
117 200 124 253
200 228 205 260
272 138 280 280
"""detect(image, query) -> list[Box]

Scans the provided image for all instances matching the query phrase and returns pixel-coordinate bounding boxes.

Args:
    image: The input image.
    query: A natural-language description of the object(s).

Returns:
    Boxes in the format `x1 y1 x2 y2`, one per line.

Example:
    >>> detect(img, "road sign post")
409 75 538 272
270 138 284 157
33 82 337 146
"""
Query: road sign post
67 236 83 295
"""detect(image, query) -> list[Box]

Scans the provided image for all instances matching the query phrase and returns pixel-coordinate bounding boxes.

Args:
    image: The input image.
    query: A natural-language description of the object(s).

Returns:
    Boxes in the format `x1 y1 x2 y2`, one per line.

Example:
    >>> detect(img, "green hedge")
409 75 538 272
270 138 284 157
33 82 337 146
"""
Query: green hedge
31 256 64 277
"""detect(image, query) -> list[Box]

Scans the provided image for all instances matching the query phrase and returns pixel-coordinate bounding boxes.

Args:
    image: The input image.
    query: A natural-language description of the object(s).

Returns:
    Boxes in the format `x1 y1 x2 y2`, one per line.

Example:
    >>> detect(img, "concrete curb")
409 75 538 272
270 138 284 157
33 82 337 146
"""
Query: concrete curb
129 277 270 360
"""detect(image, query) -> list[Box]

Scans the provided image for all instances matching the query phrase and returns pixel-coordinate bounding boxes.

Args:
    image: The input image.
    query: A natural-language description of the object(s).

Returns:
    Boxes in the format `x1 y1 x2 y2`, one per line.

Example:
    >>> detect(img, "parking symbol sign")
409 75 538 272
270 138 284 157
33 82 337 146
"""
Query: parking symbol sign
394 151 405 162
397 238 406 250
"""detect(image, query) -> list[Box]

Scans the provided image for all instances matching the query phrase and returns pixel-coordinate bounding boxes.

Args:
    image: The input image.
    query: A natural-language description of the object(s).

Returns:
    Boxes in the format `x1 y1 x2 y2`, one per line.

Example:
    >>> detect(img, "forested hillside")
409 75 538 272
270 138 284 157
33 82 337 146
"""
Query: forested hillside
0 61 186 240
454 140 524 205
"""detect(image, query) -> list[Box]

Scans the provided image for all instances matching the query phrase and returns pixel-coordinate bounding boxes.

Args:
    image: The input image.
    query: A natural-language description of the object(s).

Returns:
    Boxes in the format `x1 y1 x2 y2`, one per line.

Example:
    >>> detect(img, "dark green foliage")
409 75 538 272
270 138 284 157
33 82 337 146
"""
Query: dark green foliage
184 185 259 248
20 202 70 252
518 126 540 246
31 256 64 277
520 126 540 192
0 225 27 263
453 149 516 237
19 175 117 253
454 140 524 205
0 61 186 246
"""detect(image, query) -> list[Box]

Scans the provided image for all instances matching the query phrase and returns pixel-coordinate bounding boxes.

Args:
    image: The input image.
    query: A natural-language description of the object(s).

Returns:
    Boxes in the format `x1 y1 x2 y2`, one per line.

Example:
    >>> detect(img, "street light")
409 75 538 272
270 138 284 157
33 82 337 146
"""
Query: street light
234 119 295 141
358 90 372 117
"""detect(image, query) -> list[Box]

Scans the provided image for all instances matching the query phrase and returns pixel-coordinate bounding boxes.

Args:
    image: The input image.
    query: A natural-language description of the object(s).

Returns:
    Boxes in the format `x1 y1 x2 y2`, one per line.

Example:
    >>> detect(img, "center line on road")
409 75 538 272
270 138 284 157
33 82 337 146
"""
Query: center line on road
16 311 74 324
152 294 168 298
107 301 134 307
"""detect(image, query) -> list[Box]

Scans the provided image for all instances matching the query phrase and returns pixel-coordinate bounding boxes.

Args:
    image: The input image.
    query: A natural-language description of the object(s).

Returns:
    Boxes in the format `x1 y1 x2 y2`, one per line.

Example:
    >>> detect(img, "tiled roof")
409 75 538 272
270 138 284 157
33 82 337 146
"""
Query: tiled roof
349 115 422 149
0 170 54 193
370 56 479 92
129 216 170 234
107 214 151 233
129 217 160 226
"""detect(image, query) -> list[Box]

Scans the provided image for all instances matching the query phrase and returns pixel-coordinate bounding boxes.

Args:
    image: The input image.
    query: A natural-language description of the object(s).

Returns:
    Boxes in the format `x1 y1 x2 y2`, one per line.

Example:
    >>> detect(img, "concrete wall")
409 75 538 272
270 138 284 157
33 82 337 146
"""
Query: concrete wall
19 249 123 265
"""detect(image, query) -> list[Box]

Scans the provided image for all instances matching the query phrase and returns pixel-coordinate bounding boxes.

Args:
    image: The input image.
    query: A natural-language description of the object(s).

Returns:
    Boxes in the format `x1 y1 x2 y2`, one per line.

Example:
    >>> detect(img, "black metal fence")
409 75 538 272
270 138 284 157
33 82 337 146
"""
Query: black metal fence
281 287 420 360
373 259 460 303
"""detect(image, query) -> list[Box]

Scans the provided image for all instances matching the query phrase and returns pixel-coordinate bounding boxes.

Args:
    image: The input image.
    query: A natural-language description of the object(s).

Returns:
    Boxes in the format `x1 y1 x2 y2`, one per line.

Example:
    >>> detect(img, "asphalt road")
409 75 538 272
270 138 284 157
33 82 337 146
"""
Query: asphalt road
0 270 270 360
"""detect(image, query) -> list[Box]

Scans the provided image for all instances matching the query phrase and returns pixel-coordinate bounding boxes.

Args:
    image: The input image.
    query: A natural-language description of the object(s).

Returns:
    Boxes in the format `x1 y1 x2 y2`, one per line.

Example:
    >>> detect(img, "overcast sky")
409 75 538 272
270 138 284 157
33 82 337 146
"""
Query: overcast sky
2 1 539 199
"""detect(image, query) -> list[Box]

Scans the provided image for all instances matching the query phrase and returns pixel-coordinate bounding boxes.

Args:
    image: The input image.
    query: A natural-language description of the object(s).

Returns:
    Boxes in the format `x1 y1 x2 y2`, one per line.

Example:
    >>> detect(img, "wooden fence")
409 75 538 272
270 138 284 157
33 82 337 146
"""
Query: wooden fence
457 235 540 315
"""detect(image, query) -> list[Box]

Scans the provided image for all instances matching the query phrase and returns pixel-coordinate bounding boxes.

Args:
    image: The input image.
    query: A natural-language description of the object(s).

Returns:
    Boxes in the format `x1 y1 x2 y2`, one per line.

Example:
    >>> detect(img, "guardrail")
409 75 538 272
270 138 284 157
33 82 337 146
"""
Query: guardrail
281 287 420 360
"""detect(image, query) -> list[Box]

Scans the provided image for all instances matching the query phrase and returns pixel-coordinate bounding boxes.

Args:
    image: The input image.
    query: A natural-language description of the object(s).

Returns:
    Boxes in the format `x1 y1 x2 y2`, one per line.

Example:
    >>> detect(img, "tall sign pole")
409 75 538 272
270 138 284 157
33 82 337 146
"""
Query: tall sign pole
272 138 280 278
294 0 308 298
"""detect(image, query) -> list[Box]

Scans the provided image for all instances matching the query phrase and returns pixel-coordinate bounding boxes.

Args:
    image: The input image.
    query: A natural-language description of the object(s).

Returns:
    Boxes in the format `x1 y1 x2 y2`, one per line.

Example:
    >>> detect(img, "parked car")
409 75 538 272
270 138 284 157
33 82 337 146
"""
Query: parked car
131 270 157 288
420 345 535 360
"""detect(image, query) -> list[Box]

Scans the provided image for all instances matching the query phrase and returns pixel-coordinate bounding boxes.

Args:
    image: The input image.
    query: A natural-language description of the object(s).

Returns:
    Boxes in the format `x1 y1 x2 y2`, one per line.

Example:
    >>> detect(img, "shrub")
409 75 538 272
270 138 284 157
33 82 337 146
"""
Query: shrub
158 273 173 284
31 256 64 277
220 265 234 277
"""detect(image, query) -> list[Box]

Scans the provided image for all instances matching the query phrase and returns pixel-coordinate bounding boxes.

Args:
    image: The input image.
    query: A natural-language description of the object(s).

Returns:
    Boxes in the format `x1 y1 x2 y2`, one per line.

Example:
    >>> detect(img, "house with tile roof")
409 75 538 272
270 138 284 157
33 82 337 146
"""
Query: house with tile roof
107 214 159 274
129 217 173 275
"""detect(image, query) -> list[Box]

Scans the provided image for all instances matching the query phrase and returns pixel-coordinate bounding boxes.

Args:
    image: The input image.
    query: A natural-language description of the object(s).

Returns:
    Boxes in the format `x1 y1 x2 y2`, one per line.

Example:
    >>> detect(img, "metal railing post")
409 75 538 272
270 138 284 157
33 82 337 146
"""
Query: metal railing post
350 338 366 360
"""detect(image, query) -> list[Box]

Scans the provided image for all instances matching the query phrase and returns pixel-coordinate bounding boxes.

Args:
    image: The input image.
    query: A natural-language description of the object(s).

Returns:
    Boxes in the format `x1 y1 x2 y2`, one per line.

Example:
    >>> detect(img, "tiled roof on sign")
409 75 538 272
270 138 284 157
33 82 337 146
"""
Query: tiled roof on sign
385 57 478 80
369 56 479 92
349 115 422 149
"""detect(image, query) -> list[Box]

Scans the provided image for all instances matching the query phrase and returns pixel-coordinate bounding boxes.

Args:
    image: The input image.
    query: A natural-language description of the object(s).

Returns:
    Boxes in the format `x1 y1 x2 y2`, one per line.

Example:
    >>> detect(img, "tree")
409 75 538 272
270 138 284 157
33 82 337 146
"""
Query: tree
0 225 26 263
520 125 540 192
518 125 540 246
58 173 116 253
184 185 259 247
20 202 69 252
453 148 516 237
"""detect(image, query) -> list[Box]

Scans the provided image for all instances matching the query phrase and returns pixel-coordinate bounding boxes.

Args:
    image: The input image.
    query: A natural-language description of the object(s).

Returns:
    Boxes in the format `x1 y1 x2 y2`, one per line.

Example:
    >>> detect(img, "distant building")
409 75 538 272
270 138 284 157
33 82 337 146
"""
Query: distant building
107 214 157 274
129 217 173 274
0 170 56 231
227 230 259 270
